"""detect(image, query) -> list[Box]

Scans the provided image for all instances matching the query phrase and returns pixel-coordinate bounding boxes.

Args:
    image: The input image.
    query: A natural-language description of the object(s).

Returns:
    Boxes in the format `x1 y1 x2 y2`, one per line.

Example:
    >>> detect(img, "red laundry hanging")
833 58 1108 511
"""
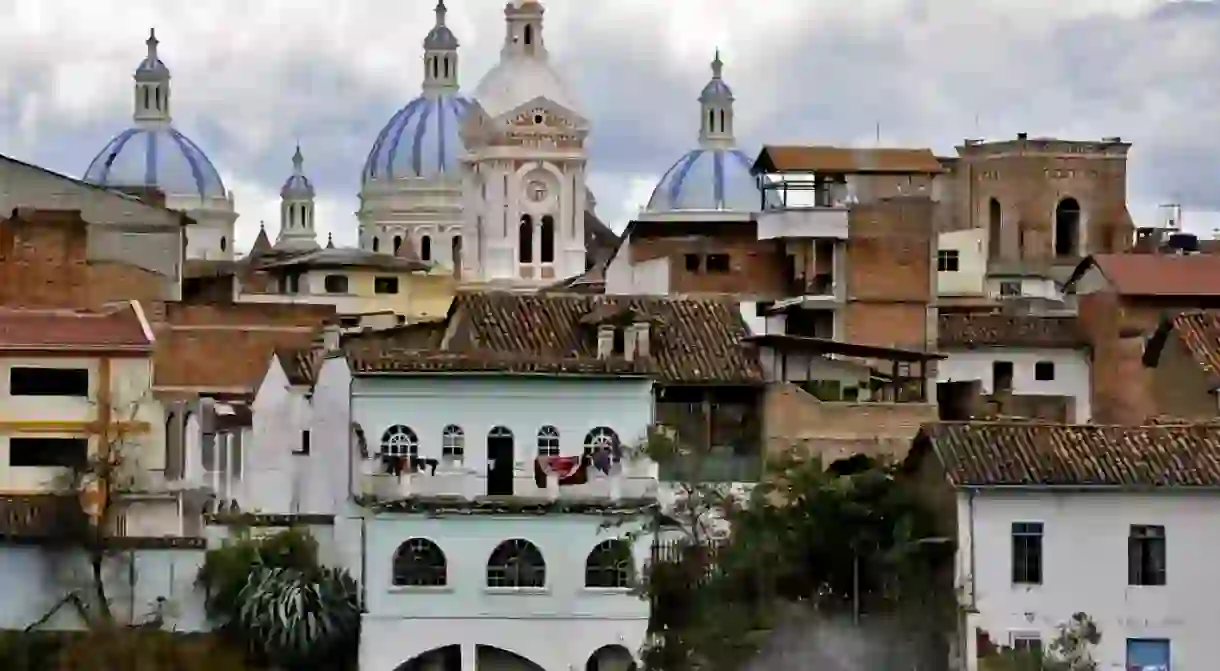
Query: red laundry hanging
534 455 589 488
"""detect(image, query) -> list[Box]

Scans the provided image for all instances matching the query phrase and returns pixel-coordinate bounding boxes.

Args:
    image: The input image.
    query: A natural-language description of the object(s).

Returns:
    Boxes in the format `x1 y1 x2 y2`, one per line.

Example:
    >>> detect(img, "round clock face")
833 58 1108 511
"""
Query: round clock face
527 180 548 203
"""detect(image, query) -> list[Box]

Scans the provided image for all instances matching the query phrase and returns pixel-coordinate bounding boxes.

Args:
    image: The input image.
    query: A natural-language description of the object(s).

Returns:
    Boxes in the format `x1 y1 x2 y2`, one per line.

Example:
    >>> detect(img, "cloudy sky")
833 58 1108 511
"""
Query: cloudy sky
2 0 1219 251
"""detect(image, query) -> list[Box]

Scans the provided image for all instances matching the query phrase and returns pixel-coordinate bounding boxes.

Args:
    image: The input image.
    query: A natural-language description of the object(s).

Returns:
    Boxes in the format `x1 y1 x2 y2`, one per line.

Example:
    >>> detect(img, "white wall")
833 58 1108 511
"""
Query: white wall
937 228 986 296
605 240 670 296
936 348 1091 423
247 356 313 514
361 513 649 671
958 490 1218 671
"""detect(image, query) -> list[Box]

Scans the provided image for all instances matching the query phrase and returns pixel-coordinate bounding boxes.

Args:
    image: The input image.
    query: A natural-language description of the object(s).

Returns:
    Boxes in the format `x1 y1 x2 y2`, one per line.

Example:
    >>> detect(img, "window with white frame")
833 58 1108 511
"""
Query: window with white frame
381 425 419 459
441 425 464 461
537 425 560 457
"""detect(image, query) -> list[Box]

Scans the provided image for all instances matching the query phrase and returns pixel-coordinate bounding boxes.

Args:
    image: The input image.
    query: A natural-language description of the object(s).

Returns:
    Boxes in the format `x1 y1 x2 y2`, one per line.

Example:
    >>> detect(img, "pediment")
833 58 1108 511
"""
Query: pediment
496 96 588 132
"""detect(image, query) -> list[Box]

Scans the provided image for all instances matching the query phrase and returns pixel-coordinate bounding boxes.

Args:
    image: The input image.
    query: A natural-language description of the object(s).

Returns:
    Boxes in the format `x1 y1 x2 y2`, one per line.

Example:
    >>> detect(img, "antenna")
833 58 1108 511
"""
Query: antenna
875 121 880 146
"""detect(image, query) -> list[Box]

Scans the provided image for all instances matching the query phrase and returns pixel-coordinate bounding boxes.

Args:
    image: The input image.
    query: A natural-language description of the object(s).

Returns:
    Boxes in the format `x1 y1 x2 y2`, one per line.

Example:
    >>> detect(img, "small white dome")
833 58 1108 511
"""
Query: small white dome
473 57 580 119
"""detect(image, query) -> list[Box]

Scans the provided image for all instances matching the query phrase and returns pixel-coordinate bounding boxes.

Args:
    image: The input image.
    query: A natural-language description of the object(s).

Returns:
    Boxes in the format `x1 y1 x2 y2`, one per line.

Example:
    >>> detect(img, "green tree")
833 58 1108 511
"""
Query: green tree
634 433 956 670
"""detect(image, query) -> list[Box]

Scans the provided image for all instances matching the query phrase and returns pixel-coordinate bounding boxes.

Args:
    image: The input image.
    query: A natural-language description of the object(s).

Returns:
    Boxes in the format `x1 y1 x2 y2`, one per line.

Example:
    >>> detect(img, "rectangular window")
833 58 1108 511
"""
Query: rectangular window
1011 634 1043 657
1126 638 1170 671
1011 521 1043 585
373 276 399 294
1034 360 1055 381
706 254 731 273
684 254 701 273
1129 525 1167 586
9 367 89 397
999 280 1021 297
295 430 311 456
993 360 1014 394
9 437 89 469
323 274 349 294
937 249 960 272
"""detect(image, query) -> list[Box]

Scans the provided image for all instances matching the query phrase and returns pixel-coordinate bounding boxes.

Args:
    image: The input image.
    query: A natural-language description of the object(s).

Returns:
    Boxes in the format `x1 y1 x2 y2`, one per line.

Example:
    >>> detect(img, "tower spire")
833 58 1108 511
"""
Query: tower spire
501 0 547 61
422 0 460 94
133 28 171 125
698 47 735 149
277 144 318 251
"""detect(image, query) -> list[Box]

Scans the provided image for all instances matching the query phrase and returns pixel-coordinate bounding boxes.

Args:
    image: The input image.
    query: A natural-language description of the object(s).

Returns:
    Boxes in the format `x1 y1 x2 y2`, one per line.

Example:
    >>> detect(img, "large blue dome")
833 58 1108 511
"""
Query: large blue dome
646 148 773 212
83 126 226 200
362 93 473 183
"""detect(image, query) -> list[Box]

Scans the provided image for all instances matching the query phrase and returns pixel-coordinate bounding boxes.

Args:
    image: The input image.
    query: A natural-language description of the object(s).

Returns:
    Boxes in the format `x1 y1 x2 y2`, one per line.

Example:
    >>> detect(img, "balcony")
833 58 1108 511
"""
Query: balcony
359 457 659 502
757 178 850 240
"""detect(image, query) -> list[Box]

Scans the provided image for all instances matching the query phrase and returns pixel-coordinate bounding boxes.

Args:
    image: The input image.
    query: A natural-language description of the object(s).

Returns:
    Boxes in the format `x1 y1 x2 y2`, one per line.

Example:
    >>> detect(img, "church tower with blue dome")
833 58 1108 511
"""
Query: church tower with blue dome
357 0 473 270
642 50 771 218
275 145 319 251
83 29 238 260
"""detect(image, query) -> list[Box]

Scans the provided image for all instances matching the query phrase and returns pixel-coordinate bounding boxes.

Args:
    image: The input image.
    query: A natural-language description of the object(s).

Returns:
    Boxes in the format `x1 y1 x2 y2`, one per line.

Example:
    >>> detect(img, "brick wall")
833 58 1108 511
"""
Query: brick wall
762 383 936 463
0 210 89 307
164 302 335 327
629 230 789 298
1149 332 1217 421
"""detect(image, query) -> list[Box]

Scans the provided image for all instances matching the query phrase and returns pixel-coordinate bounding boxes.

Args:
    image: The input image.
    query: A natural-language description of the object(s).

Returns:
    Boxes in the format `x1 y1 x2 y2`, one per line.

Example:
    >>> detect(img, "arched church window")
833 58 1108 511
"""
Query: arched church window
431 57 438 79
443 57 450 79
518 215 534 263
524 25 533 46
420 235 432 262
155 87 162 111
220 236 227 253
540 216 555 264
451 235 462 278
719 109 726 133
393 235 403 255
143 87 150 110
372 237 380 253
708 109 715 132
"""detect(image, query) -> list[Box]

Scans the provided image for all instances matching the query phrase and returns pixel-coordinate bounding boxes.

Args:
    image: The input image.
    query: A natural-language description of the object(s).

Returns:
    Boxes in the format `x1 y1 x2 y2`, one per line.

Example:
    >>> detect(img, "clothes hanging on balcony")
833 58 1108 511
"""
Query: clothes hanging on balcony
534 455 589 488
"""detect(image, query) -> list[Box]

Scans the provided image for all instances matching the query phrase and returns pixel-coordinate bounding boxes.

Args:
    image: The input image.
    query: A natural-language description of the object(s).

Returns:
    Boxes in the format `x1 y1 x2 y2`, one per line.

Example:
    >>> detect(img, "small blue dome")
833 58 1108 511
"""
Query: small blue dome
362 93 473 182
646 148 773 212
82 127 226 200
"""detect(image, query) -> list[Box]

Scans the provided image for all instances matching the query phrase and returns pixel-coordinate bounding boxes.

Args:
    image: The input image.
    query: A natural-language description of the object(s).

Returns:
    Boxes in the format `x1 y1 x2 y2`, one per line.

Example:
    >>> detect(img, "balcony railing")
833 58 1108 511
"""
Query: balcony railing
359 456 659 501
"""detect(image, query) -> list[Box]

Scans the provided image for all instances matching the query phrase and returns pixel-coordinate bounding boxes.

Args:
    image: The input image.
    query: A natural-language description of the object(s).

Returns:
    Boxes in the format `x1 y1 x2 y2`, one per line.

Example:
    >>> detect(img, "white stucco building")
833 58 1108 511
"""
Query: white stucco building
913 422 1217 671
82 30 238 261
936 314 1092 423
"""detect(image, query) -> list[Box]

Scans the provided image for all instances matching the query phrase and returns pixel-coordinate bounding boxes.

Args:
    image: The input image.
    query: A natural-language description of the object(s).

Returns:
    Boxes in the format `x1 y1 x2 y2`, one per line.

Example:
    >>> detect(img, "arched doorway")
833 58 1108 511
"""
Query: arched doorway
586 644 637 671
1054 197 1081 257
395 644 460 671
478 645 546 671
487 426 515 496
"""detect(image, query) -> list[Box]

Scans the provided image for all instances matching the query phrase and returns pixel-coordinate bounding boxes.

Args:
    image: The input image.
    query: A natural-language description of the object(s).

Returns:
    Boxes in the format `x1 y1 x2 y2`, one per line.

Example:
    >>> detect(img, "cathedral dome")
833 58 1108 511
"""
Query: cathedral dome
647 148 765 212
83 30 225 201
83 126 226 200
472 0 580 119
645 50 772 214
362 93 474 182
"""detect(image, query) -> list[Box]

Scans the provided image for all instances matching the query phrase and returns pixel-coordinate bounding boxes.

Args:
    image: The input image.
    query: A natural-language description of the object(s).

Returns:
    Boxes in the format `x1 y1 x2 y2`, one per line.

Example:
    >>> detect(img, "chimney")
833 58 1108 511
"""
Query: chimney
322 322 341 351
597 324 615 359
1016 132 1028 140
633 320 651 359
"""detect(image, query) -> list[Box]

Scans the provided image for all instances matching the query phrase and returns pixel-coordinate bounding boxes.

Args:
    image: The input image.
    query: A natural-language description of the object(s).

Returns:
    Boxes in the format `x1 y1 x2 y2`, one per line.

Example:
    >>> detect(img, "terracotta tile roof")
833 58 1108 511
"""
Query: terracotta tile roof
1077 254 1220 296
1145 311 1220 385
937 314 1086 349
275 348 323 386
348 350 647 376
447 292 763 384
0 302 151 353
916 421 1220 487
341 319 448 354
753 145 945 174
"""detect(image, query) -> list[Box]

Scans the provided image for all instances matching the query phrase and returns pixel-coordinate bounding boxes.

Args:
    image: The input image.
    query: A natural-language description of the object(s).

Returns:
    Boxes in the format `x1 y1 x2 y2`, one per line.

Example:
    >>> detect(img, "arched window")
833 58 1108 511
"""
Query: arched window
708 109 714 131
392 538 447 586
719 109 725 133
442 425 465 460
539 215 555 264
393 235 404 255
143 87 150 110
155 87 162 111
583 427 620 457
451 235 462 278
420 234 432 262
518 215 534 263
431 57 438 79
443 56 450 78
584 539 633 588
536 426 560 457
486 538 546 588
220 236 227 252
524 24 533 46
380 425 418 459
1054 197 1081 257
372 237 380 253
987 198 1002 261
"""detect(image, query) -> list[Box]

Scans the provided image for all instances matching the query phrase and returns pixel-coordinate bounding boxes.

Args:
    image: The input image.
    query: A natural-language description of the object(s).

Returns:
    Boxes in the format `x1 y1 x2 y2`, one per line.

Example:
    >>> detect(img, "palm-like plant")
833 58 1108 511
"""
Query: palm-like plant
236 565 360 665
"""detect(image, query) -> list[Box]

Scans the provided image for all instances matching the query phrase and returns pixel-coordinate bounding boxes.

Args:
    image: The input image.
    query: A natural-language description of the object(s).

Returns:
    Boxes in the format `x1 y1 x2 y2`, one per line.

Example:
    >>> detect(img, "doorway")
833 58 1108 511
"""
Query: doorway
487 426 515 496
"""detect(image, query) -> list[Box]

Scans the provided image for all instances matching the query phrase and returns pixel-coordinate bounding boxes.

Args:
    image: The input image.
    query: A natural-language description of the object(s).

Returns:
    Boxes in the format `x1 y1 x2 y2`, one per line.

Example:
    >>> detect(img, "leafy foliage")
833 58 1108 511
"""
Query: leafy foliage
196 527 360 669
635 434 955 670
236 565 360 665
0 629 251 671
980 613 1101 671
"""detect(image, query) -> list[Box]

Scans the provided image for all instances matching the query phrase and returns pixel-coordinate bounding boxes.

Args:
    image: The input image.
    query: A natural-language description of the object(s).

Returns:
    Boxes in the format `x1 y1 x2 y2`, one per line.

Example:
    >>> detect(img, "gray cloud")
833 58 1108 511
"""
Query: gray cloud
2 0 1219 246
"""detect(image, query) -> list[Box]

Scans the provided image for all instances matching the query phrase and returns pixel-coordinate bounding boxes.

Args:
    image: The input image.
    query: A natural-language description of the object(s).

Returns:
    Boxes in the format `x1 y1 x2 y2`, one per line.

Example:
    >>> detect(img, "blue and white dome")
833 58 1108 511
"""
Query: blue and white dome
83 29 226 201
83 127 226 200
647 148 768 212
361 93 474 182
645 51 772 213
